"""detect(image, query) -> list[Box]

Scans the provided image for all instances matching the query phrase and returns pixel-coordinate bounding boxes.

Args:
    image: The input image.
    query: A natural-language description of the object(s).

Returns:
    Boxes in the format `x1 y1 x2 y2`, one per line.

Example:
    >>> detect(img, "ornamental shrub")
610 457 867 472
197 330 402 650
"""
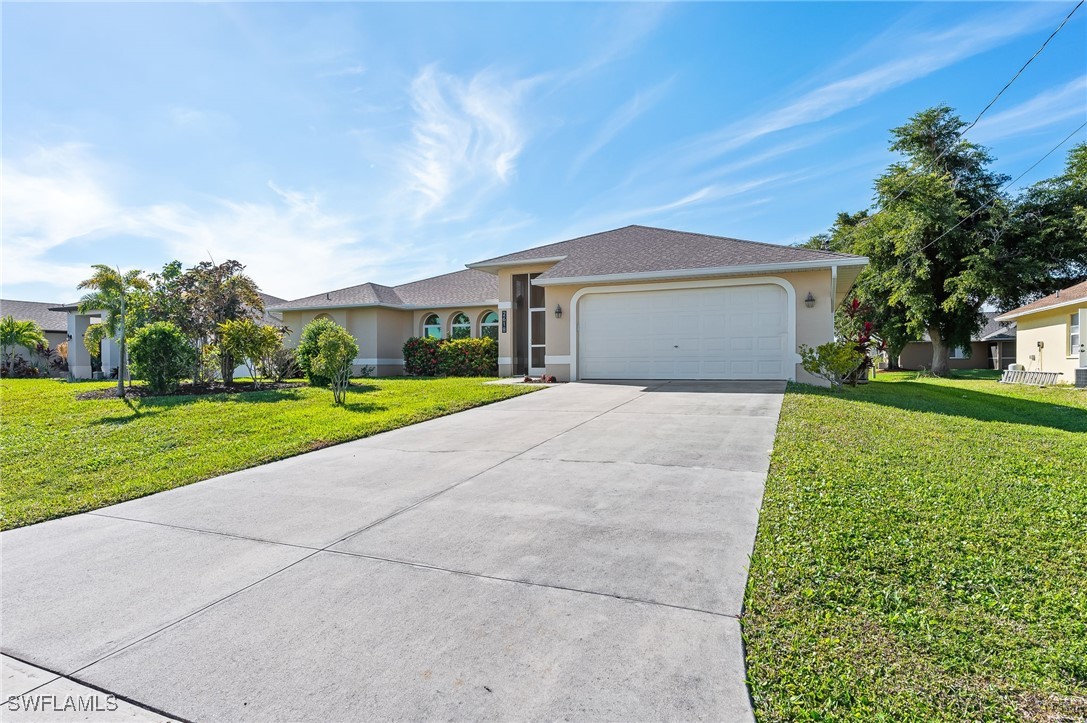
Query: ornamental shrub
438 337 498 377
799 341 864 392
402 336 443 376
128 321 197 394
297 318 345 387
306 324 358 405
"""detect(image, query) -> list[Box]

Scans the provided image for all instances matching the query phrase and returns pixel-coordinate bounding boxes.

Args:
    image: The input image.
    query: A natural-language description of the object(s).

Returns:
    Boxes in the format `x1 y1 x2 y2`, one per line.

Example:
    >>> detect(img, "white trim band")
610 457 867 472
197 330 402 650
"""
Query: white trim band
353 358 405 366
498 356 513 365
532 257 867 287
544 355 572 365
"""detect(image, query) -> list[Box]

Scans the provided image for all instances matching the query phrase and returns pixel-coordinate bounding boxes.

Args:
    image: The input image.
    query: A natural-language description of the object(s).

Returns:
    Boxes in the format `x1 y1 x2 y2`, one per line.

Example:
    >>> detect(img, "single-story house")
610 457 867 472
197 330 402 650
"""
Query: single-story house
897 311 1017 371
271 225 868 385
996 279 1087 385
50 292 286 380
1 299 69 375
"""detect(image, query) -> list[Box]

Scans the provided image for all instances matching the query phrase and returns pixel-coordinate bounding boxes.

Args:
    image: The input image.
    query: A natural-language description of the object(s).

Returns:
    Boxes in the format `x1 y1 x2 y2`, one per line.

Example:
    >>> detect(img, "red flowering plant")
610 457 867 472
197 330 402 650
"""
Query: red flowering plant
836 297 887 385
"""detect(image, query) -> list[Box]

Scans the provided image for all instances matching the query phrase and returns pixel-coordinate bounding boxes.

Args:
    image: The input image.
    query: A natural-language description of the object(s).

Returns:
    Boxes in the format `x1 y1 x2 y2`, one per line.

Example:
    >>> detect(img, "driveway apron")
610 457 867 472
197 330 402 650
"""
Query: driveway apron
1 380 784 722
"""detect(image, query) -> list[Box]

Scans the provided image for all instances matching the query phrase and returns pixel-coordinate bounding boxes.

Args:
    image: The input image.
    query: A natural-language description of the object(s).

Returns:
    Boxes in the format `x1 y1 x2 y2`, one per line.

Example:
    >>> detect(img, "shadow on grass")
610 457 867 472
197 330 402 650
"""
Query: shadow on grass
88 397 166 426
790 375 1086 433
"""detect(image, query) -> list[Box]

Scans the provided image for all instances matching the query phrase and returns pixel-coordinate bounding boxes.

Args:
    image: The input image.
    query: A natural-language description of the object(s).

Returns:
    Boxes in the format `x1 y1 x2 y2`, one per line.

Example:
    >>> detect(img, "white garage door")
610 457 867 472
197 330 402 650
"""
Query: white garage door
578 284 790 380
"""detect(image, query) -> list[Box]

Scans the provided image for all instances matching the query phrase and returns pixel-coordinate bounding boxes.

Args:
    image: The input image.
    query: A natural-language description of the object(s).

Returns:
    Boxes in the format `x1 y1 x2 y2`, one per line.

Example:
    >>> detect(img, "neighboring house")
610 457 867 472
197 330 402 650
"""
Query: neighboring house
271 225 868 384
996 279 1087 384
51 291 287 380
897 312 1017 371
0 299 69 374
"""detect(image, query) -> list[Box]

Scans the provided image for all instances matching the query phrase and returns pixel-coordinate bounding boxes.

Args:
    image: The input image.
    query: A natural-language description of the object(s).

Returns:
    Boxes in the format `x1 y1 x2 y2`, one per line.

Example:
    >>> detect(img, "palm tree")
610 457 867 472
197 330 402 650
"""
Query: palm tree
77 265 150 397
0 315 47 377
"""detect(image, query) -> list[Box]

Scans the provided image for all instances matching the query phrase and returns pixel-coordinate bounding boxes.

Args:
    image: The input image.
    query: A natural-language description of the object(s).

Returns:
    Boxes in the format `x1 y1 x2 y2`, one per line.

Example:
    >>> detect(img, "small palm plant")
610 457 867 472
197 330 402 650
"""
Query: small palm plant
0 315 48 377
77 265 150 397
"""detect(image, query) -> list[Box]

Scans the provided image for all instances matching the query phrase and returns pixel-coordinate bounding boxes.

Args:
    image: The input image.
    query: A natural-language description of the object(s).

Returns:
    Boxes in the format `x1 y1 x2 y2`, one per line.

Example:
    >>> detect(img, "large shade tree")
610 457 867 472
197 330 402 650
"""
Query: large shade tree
811 106 1008 376
77 265 151 396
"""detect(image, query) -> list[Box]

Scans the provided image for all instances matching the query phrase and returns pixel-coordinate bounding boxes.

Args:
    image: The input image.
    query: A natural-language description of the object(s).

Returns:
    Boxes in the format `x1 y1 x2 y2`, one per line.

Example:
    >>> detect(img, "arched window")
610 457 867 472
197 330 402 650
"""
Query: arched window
479 311 499 340
450 312 471 339
422 314 442 339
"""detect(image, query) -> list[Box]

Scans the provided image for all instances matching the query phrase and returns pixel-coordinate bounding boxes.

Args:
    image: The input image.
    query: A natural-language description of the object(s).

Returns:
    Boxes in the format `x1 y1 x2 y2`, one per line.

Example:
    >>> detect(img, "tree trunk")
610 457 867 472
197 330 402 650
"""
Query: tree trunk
117 339 126 398
929 327 951 377
220 351 234 385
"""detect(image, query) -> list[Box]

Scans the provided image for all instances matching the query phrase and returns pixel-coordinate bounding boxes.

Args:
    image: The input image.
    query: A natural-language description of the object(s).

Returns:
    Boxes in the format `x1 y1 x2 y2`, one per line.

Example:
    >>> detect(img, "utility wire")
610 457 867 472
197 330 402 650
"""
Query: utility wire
858 0 1084 226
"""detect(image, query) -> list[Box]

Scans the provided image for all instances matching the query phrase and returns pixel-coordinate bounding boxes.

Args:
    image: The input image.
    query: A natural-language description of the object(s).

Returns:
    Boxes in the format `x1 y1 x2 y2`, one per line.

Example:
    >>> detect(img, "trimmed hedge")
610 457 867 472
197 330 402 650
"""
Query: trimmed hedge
403 336 497 377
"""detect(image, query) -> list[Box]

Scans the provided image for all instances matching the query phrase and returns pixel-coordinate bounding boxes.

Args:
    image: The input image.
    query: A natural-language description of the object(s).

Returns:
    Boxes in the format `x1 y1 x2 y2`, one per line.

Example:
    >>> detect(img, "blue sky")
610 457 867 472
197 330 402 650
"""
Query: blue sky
3 2 1085 302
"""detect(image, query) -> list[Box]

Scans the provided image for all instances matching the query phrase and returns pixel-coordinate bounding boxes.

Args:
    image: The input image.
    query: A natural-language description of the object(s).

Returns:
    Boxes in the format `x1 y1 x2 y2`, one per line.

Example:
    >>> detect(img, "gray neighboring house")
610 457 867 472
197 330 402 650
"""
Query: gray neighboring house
1 299 69 374
897 311 1017 371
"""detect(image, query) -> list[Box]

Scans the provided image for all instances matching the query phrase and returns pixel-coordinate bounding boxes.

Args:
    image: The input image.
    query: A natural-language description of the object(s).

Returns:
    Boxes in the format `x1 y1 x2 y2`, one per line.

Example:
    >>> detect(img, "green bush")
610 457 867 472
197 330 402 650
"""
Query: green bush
297 318 345 387
402 336 443 376
128 322 196 394
438 337 498 376
305 324 358 405
403 336 497 377
799 341 864 391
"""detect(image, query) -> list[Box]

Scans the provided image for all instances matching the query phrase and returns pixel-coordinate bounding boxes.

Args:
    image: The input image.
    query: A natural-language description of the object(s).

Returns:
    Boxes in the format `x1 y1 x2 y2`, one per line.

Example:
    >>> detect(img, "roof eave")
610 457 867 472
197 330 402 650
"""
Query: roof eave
531 257 869 287
465 256 567 272
996 295 1086 321
269 300 500 313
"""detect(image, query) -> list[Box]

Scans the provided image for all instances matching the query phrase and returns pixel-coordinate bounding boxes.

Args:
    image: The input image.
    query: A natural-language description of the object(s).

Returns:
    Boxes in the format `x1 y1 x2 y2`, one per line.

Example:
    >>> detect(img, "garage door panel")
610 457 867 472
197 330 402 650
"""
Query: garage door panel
579 284 790 380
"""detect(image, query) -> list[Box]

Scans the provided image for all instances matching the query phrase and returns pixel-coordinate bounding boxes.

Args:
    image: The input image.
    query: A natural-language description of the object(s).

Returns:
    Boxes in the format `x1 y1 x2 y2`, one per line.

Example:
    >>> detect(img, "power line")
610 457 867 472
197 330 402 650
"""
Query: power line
859 0 1083 225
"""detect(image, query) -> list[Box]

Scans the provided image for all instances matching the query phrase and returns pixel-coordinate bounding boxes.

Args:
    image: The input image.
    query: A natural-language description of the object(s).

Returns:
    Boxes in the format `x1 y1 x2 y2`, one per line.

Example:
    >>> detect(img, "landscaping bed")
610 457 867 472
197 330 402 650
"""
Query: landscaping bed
0 377 537 530
75 380 305 400
743 371 1087 721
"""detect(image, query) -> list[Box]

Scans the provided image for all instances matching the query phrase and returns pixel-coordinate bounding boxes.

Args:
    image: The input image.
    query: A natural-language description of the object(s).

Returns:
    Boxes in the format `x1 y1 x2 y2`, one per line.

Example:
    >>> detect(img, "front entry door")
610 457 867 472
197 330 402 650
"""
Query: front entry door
512 273 546 376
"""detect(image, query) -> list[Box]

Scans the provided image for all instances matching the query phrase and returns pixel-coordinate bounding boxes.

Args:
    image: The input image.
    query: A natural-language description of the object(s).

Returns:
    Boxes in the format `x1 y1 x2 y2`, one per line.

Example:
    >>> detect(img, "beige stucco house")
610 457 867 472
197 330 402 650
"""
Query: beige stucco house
996 279 1087 385
1 299 69 376
897 312 1016 371
270 225 868 385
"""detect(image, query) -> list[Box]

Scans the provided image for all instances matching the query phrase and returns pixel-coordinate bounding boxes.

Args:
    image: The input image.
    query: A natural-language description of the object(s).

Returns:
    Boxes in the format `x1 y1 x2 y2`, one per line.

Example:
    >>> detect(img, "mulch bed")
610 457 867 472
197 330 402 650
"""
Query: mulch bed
76 381 305 400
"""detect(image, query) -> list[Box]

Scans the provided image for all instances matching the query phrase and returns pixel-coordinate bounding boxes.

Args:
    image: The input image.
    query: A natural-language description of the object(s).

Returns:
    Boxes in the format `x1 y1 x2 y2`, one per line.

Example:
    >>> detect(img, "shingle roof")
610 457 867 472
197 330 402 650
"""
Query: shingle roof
978 312 1016 341
917 312 1016 343
468 225 865 281
997 279 1087 321
269 270 497 311
0 299 67 332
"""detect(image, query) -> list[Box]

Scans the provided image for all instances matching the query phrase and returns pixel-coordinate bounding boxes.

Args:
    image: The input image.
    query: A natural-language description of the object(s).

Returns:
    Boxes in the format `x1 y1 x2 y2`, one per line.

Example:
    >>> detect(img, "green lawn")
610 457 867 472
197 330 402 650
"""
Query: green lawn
744 371 1087 722
0 377 537 530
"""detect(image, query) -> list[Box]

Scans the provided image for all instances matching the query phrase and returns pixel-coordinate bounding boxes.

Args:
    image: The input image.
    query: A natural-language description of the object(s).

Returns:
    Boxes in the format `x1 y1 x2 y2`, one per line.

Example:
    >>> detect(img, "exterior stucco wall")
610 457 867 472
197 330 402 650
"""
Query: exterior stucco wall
898 341 996 371
492 265 843 384
1013 306 1086 382
282 304 497 377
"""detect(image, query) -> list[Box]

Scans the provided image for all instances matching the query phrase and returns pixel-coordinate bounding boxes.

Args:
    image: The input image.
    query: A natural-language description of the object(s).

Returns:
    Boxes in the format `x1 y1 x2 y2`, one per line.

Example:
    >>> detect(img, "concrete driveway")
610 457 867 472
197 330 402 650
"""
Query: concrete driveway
2 380 784 722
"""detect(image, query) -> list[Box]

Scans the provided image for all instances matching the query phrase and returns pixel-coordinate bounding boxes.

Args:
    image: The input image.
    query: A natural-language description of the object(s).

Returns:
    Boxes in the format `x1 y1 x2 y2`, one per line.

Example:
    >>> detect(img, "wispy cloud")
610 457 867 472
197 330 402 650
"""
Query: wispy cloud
970 75 1087 142
674 4 1062 169
569 77 674 177
564 3 670 83
0 144 402 299
400 65 535 218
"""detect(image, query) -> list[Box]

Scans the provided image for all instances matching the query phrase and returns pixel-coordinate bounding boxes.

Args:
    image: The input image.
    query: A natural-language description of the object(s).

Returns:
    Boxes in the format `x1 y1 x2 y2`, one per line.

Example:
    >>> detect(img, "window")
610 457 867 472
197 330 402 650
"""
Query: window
950 346 969 360
1071 311 1081 356
479 311 499 340
422 314 441 339
450 312 471 339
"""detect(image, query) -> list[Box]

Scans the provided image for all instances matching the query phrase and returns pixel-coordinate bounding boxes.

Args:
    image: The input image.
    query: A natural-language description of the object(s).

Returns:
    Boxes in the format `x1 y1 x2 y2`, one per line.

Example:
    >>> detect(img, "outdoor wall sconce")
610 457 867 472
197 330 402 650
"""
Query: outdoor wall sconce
804 292 816 308
554 304 563 318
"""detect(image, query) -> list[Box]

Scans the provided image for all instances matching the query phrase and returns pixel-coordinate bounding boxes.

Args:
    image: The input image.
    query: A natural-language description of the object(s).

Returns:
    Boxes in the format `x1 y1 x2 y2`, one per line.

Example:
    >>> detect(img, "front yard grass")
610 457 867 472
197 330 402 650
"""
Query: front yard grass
744 371 1087 721
0 377 537 530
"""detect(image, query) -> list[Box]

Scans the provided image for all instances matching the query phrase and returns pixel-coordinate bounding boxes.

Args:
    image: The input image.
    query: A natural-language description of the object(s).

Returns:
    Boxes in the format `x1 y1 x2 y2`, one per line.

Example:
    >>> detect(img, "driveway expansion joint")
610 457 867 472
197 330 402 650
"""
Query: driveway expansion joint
323 547 741 620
